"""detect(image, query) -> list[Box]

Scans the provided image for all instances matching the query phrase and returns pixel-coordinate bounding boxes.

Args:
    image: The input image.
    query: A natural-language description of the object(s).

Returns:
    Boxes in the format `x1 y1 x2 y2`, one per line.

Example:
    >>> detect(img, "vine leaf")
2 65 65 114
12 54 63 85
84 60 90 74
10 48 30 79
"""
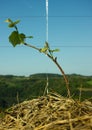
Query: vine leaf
13 20 20 25
5 19 20 28
26 36 33 39
5 18 13 23
9 31 20 47
50 49 60 52
19 33 26 43
40 42 49 53
9 31 26 47
40 46 48 53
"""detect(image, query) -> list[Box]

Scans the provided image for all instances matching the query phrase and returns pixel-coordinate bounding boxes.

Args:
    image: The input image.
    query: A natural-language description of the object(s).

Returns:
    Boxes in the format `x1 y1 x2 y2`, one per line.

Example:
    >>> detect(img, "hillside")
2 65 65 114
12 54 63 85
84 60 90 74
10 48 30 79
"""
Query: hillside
0 73 92 109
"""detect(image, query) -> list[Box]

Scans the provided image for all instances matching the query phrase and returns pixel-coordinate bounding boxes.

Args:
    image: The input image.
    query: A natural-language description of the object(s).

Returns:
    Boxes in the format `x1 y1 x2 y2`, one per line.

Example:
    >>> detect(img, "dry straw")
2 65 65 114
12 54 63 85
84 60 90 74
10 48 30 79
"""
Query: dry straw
0 92 92 130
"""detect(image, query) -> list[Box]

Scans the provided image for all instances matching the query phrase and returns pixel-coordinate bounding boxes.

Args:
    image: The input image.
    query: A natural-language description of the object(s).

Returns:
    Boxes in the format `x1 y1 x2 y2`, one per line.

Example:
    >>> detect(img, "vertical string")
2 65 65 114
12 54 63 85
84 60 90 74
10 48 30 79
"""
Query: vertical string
46 0 48 42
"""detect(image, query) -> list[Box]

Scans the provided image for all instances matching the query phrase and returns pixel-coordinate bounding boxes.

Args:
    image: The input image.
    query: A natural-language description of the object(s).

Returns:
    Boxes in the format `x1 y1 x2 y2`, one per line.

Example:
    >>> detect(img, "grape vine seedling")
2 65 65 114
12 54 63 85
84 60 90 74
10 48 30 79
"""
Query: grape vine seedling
5 18 71 97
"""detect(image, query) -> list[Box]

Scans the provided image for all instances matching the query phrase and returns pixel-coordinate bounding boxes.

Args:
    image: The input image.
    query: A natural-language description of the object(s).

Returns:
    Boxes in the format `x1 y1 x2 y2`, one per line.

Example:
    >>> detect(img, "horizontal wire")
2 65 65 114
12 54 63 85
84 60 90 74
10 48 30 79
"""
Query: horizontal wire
0 45 92 48
0 16 92 18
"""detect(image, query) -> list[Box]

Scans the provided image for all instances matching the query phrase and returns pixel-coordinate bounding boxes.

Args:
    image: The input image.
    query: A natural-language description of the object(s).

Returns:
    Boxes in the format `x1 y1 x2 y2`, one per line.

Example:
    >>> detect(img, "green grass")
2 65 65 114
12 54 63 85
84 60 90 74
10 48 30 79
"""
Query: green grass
87 80 92 85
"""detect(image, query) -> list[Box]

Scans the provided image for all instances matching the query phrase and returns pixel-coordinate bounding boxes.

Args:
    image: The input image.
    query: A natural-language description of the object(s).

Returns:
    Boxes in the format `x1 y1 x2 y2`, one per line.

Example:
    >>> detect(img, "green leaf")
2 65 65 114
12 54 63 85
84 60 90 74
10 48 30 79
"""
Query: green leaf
5 18 13 23
45 42 49 48
19 33 26 43
8 23 15 28
9 31 21 47
5 19 20 28
40 47 48 53
9 31 26 47
40 42 49 53
26 36 33 39
50 49 60 52
13 20 20 25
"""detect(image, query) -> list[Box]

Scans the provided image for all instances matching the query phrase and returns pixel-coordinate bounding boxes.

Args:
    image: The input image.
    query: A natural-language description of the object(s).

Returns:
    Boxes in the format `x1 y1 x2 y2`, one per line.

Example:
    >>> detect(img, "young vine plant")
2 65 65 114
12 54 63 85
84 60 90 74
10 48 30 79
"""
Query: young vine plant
5 18 71 97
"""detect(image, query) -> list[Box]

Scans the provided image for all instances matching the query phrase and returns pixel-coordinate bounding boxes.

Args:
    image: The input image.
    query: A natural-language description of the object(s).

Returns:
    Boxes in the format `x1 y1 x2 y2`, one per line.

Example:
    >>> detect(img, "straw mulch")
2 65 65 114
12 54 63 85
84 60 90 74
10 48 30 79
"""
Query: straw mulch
0 92 92 130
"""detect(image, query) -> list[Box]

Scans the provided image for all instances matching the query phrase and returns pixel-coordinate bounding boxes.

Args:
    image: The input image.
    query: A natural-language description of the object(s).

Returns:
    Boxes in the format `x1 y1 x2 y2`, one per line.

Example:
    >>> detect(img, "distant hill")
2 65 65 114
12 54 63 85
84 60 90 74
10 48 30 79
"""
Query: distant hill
29 73 62 78
0 73 92 109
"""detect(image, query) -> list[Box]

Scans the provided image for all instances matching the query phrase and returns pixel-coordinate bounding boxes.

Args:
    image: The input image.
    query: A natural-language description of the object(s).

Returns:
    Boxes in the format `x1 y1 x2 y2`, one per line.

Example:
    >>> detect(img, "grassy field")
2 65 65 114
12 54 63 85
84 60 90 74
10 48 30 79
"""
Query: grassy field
87 80 92 85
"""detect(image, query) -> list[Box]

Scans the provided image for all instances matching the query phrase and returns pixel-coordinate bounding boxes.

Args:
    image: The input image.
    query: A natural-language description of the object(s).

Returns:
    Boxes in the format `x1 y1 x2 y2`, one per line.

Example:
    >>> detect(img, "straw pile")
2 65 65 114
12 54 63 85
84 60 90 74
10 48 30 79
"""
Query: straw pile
0 92 92 130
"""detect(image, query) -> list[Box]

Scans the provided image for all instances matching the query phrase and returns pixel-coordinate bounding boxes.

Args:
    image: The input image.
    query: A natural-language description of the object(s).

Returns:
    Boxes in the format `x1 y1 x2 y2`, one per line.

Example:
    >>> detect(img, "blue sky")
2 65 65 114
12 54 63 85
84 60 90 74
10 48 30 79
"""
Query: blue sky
0 0 92 76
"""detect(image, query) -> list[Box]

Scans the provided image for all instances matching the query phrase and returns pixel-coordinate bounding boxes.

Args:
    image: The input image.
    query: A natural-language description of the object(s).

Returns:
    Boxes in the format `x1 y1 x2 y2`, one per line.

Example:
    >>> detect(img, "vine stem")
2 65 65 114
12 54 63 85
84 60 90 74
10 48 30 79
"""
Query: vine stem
46 53 70 97
24 42 71 98
24 43 40 51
